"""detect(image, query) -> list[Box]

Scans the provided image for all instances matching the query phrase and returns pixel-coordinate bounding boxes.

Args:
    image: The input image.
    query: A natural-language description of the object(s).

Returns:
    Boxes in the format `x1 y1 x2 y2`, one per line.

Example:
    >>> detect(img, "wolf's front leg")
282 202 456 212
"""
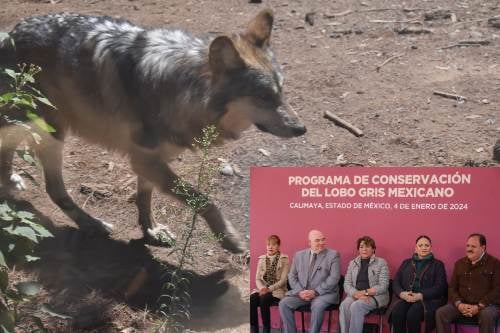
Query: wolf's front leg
130 153 246 253
136 176 175 246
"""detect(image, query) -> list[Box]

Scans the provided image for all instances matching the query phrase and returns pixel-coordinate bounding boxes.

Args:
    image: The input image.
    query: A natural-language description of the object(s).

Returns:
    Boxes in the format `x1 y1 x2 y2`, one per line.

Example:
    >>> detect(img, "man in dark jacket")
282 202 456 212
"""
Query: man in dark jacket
436 233 500 333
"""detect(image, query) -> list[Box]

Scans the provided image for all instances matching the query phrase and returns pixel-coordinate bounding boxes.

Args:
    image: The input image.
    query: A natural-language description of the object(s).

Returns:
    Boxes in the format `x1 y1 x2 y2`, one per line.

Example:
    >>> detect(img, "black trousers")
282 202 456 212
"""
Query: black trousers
392 301 425 333
250 292 280 329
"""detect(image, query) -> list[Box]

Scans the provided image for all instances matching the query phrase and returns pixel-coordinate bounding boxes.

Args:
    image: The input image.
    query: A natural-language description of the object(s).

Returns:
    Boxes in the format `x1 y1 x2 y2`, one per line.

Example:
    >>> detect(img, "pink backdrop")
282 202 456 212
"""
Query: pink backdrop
250 167 500 330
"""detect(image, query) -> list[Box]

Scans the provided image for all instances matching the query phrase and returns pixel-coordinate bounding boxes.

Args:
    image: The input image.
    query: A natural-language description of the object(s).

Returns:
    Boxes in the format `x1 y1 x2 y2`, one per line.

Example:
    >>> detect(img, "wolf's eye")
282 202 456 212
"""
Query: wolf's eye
258 91 278 106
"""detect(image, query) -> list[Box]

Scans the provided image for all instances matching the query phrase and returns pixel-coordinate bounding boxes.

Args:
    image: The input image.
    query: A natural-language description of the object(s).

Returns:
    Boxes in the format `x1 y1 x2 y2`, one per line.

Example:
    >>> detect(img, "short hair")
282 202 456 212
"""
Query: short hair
468 233 486 247
357 236 376 250
416 235 432 244
267 235 281 246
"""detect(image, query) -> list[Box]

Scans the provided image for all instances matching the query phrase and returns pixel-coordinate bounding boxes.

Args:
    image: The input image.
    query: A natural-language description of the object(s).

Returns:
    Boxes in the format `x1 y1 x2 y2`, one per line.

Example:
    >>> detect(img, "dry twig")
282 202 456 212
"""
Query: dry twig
438 40 490 50
376 53 404 71
324 111 364 137
370 19 421 23
433 90 467 101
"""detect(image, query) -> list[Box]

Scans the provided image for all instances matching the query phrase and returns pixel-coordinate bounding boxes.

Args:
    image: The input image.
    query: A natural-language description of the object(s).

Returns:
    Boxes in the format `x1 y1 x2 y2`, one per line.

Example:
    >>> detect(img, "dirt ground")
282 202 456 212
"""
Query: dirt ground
1 0 499 332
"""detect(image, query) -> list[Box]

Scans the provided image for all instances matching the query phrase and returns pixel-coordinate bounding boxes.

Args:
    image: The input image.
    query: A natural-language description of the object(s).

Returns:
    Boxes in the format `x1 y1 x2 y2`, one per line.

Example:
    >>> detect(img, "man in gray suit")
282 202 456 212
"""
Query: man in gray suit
279 229 341 333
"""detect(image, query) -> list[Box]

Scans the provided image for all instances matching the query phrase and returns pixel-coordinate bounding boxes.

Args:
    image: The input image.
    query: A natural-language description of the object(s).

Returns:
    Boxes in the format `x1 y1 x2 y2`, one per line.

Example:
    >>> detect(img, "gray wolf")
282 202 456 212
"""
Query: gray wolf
279 230 340 332
0 10 306 253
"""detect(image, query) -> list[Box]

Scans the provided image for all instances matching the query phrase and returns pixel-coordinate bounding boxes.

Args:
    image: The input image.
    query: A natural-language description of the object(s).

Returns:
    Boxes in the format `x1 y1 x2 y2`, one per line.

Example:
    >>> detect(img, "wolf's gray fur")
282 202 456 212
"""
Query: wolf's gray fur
0 10 306 253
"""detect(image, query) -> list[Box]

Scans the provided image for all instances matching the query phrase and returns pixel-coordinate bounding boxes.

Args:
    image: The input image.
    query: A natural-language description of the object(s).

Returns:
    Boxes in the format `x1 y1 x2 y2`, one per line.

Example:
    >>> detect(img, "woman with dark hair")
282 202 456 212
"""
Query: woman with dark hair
390 235 448 333
339 236 390 333
250 235 289 333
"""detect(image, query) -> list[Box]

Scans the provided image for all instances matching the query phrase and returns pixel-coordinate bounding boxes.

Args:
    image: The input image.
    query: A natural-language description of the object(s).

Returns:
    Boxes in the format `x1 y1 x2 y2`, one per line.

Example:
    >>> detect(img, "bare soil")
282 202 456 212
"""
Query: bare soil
1 0 499 332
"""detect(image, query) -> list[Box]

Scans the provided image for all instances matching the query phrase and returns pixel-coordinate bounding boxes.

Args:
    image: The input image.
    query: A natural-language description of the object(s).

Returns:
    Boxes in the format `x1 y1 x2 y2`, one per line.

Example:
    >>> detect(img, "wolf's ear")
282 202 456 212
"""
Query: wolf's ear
209 36 245 73
245 9 274 48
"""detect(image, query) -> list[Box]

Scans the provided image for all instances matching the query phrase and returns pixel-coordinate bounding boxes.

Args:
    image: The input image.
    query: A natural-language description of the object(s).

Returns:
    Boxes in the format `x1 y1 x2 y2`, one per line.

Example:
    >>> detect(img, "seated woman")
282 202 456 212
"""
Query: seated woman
390 235 447 333
250 235 289 333
340 236 390 333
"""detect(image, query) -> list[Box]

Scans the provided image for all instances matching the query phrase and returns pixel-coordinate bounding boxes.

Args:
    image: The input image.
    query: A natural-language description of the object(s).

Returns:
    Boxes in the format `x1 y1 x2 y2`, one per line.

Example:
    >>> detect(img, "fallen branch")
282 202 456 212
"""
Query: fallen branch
370 19 421 23
438 40 490 49
324 111 364 137
452 14 500 26
433 90 467 101
324 9 353 18
376 53 404 71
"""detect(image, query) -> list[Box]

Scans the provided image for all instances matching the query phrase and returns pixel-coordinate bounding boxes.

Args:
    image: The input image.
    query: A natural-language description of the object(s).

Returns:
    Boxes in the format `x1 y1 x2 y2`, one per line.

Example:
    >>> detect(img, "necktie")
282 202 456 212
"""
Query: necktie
306 253 317 289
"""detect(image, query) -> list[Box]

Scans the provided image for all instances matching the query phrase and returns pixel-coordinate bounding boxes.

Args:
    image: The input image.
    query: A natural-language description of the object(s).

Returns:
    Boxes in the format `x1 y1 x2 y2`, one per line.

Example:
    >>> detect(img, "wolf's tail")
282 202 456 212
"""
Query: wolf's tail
0 33 16 70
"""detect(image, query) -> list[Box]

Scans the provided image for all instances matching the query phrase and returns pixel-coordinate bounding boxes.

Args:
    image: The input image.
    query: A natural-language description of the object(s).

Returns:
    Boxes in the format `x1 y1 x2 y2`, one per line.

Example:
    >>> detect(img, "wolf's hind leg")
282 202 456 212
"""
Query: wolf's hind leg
136 176 175 246
130 153 245 253
35 135 113 235
0 131 25 191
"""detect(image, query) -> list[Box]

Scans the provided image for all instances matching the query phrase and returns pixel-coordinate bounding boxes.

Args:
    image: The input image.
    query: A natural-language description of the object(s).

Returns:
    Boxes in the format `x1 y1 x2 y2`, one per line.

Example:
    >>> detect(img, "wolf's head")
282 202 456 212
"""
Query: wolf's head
209 10 306 140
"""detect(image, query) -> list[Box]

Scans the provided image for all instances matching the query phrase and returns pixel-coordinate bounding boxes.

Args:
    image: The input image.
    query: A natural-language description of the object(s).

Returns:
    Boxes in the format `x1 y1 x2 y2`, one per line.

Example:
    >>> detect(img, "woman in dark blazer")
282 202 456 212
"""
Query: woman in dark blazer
390 235 447 333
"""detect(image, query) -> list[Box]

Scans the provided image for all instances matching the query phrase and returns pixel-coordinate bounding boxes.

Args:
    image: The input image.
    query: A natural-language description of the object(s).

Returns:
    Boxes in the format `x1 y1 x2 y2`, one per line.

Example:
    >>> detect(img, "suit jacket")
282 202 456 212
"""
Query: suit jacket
344 255 390 307
254 253 290 299
287 248 341 304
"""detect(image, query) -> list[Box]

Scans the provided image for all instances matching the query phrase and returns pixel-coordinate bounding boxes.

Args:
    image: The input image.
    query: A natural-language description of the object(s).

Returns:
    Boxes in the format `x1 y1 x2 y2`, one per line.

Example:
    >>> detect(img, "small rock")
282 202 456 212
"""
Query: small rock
368 159 377 165
485 118 496 125
489 17 500 28
107 161 115 172
424 9 452 21
207 250 214 256
121 328 135 333
305 12 315 26
476 147 484 153
258 148 271 157
220 163 234 176
335 154 347 165
232 164 242 175
320 145 328 152
481 99 490 104
133 5 139 10
80 183 113 199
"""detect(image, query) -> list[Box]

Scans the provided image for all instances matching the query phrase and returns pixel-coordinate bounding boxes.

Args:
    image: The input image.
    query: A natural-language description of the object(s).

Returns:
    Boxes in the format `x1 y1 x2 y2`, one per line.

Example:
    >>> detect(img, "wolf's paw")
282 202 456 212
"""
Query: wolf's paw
145 224 176 247
9 173 26 190
80 218 113 237
220 231 247 254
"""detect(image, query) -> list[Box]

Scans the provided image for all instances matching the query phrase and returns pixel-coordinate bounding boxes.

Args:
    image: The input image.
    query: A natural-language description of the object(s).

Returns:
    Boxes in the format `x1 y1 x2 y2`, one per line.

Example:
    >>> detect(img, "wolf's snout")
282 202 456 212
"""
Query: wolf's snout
292 124 307 136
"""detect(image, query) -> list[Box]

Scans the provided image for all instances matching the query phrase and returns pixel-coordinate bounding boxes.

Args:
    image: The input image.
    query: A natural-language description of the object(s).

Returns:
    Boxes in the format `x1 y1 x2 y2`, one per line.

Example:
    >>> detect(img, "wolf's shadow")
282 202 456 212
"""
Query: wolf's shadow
1 192 248 331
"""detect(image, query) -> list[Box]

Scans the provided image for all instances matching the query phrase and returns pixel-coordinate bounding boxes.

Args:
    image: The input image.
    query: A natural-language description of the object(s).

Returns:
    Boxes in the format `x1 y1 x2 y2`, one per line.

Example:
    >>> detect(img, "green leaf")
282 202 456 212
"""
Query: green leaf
0 310 15 333
2 226 38 243
2 69 16 80
0 269 7 292
25 111 55 133
0 93 14 103
15 281 41 296
16 211 34 220
34 96 56 109
0 251 5 267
